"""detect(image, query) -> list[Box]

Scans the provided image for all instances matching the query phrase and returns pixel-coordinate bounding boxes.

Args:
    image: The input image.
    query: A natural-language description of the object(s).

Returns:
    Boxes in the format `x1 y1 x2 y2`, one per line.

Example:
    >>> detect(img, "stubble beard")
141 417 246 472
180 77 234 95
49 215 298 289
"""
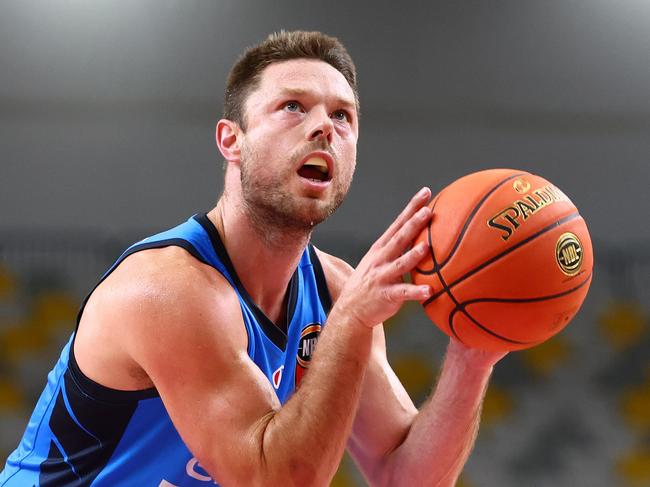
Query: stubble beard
239 141 352 247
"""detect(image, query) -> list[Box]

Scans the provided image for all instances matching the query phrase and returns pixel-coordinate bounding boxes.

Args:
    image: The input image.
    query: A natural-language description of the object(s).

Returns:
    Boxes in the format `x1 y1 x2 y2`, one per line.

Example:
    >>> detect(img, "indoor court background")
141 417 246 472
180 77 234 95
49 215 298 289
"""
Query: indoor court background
1 1 649 486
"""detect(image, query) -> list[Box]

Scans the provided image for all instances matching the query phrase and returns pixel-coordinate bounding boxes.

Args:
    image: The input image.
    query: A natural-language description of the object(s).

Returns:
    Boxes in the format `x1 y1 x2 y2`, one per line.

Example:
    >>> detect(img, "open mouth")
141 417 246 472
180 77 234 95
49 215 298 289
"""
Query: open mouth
297 156 331 183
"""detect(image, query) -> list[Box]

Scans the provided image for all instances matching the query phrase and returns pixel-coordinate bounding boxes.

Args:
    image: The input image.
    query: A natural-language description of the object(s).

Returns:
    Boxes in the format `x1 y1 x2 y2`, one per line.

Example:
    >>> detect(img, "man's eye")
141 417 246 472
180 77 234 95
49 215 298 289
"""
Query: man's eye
331 110 349 122
284 101 302 112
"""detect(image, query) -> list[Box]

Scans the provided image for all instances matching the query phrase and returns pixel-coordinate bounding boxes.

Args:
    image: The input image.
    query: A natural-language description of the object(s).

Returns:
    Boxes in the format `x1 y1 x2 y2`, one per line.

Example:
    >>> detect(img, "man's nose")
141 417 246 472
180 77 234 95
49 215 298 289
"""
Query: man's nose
307 109 334 144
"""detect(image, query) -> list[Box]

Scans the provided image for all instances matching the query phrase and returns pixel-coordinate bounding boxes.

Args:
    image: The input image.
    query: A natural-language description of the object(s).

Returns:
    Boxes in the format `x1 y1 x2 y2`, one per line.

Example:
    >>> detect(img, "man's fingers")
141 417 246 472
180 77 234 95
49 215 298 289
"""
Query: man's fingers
375 187 431 248
381 206 432 261
385 283 432 303
390 241 429 275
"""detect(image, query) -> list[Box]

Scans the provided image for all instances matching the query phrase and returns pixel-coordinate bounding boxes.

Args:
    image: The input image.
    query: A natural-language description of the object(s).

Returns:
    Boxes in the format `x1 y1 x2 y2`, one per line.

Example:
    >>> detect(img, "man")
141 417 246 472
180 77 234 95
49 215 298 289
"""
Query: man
1 31 505 486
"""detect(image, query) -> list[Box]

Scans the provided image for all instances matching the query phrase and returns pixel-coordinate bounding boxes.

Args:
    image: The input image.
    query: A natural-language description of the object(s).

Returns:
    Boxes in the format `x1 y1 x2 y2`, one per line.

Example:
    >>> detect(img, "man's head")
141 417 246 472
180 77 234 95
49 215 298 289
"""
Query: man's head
224 30 359 131
216 31 359 243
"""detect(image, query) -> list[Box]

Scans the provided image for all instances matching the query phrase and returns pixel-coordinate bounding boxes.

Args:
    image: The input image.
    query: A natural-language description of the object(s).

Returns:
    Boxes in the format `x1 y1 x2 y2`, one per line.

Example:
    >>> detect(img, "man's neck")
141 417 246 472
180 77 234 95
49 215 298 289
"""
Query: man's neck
207 197 310 326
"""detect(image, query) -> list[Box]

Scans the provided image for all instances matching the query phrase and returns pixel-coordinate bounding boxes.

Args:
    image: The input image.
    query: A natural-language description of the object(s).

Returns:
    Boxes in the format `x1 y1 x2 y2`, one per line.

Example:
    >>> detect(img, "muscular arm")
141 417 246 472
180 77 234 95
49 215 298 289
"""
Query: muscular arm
364 341 503 487
95 188 434 487
376 342 503 487
130 266 374 487
317 252 505 487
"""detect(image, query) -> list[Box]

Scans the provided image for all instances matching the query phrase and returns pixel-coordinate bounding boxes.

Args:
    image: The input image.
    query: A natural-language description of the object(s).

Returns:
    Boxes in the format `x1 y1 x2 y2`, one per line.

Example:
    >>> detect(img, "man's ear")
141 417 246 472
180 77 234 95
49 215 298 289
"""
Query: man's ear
216 119 242 164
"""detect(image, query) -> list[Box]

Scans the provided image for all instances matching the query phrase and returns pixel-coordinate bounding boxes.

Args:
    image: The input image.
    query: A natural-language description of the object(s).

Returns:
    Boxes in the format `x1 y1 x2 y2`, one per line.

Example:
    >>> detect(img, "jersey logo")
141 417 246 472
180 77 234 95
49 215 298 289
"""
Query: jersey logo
295 323 322 387
272 365 284 389
159 458 216 485
186 457 214 482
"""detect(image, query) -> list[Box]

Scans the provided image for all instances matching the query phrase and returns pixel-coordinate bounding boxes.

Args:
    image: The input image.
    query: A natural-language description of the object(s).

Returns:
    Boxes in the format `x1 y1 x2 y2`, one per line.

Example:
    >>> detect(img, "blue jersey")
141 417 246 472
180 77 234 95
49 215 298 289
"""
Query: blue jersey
1 214 332 486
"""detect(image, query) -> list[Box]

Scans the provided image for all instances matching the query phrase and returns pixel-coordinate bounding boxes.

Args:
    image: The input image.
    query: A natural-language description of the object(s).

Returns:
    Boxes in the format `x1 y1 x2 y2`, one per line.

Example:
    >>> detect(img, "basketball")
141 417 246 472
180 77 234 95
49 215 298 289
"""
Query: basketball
411 168 593 352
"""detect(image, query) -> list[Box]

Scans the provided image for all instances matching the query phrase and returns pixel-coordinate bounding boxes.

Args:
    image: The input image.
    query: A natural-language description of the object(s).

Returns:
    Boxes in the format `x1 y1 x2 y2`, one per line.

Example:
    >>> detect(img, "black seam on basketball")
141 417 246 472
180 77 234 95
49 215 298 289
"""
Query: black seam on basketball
439 172 525 269
425 230 465 343
414 198 439 275
422 211 581 307
449 272 592 345
460 272 592 306
448 306 532 344
416 172 524 275
449 307 535 345
416 206 465 343
414 219 439 275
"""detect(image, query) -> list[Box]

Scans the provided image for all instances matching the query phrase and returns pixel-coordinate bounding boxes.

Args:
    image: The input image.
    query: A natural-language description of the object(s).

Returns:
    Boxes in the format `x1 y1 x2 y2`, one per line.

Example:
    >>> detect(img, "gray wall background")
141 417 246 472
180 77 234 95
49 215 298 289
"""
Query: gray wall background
2 0 649 242
1 1 649 486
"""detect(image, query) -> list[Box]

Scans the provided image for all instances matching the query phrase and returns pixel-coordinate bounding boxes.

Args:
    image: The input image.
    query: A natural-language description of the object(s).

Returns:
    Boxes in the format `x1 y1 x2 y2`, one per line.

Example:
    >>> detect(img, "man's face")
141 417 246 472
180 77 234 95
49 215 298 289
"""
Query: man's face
237 59 358 232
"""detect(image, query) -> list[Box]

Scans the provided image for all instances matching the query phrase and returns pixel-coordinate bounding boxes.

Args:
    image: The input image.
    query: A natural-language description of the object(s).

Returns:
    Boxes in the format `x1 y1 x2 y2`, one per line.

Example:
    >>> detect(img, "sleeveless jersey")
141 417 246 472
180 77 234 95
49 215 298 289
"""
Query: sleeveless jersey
1 214 332 487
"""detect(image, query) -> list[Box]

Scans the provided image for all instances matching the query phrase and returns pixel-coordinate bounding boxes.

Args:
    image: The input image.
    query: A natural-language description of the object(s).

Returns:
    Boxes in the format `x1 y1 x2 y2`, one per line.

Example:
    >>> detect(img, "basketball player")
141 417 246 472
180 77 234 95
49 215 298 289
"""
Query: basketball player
1 31 506 486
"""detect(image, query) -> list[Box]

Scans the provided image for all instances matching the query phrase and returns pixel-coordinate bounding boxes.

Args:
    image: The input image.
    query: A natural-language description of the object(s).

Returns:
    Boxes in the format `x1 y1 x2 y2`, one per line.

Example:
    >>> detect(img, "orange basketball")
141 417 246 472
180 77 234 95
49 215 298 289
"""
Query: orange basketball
411 168 593 352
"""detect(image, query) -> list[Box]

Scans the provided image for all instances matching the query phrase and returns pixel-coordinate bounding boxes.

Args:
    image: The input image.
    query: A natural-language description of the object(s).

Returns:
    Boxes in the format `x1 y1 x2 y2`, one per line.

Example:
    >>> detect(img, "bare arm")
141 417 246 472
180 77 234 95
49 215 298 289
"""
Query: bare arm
134 275 374 487
106 188 435 487
375 341 505 487
318 251 505 487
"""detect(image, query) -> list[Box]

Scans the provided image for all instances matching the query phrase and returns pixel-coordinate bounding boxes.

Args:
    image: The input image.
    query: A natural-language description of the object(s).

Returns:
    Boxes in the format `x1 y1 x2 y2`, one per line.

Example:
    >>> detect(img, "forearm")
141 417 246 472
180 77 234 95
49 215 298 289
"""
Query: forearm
243 188 434 486
380 344 497 487
257 307 373 486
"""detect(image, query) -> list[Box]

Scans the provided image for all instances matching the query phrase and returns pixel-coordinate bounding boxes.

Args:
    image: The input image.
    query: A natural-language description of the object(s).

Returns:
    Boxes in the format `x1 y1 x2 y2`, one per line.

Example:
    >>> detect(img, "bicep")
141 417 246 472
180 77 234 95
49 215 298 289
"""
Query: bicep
128 286 280 486
348 325 417 484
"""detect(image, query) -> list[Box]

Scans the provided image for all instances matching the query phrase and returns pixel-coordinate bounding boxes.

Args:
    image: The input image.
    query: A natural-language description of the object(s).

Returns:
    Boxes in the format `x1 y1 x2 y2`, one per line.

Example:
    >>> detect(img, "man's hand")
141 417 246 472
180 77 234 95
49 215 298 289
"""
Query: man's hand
335 187 434 329
446 338 508 370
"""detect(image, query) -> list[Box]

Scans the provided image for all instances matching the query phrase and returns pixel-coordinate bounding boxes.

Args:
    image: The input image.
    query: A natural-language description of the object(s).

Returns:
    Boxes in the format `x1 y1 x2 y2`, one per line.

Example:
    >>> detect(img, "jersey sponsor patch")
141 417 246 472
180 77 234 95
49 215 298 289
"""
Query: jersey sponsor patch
295 323 322 387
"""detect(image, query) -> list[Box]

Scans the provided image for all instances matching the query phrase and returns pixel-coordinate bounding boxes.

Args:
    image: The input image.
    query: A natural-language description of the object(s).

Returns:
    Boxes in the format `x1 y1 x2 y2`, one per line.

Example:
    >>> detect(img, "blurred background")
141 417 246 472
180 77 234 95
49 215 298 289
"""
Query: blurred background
1 1 649 485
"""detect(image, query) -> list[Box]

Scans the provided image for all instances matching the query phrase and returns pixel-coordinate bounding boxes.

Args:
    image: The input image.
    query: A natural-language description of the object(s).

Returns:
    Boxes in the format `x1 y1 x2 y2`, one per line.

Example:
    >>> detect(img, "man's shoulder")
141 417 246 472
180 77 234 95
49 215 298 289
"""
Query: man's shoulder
91 245 240 325
311 246 353 300
76 245 246 391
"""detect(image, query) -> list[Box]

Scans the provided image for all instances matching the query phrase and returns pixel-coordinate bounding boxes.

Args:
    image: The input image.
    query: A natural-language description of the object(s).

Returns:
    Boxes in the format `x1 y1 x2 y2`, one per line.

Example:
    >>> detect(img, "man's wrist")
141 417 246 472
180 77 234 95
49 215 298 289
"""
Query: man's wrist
445 338 507 372
328 299 375 332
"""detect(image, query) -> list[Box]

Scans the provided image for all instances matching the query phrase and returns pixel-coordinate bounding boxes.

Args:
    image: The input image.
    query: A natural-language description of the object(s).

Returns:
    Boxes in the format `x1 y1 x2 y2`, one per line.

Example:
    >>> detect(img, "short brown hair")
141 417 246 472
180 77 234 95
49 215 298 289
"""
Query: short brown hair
223 30 359 130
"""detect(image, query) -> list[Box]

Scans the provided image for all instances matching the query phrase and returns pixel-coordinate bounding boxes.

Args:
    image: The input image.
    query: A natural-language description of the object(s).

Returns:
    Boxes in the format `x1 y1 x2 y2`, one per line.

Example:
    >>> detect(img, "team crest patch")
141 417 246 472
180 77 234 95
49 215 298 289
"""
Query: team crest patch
295 323 322 387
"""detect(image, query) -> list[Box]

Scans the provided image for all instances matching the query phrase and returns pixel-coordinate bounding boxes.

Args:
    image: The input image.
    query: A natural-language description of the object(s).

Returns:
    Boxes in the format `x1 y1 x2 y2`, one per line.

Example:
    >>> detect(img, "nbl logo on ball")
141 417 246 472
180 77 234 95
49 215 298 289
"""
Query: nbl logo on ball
295 323 321 387
556 233 583 276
